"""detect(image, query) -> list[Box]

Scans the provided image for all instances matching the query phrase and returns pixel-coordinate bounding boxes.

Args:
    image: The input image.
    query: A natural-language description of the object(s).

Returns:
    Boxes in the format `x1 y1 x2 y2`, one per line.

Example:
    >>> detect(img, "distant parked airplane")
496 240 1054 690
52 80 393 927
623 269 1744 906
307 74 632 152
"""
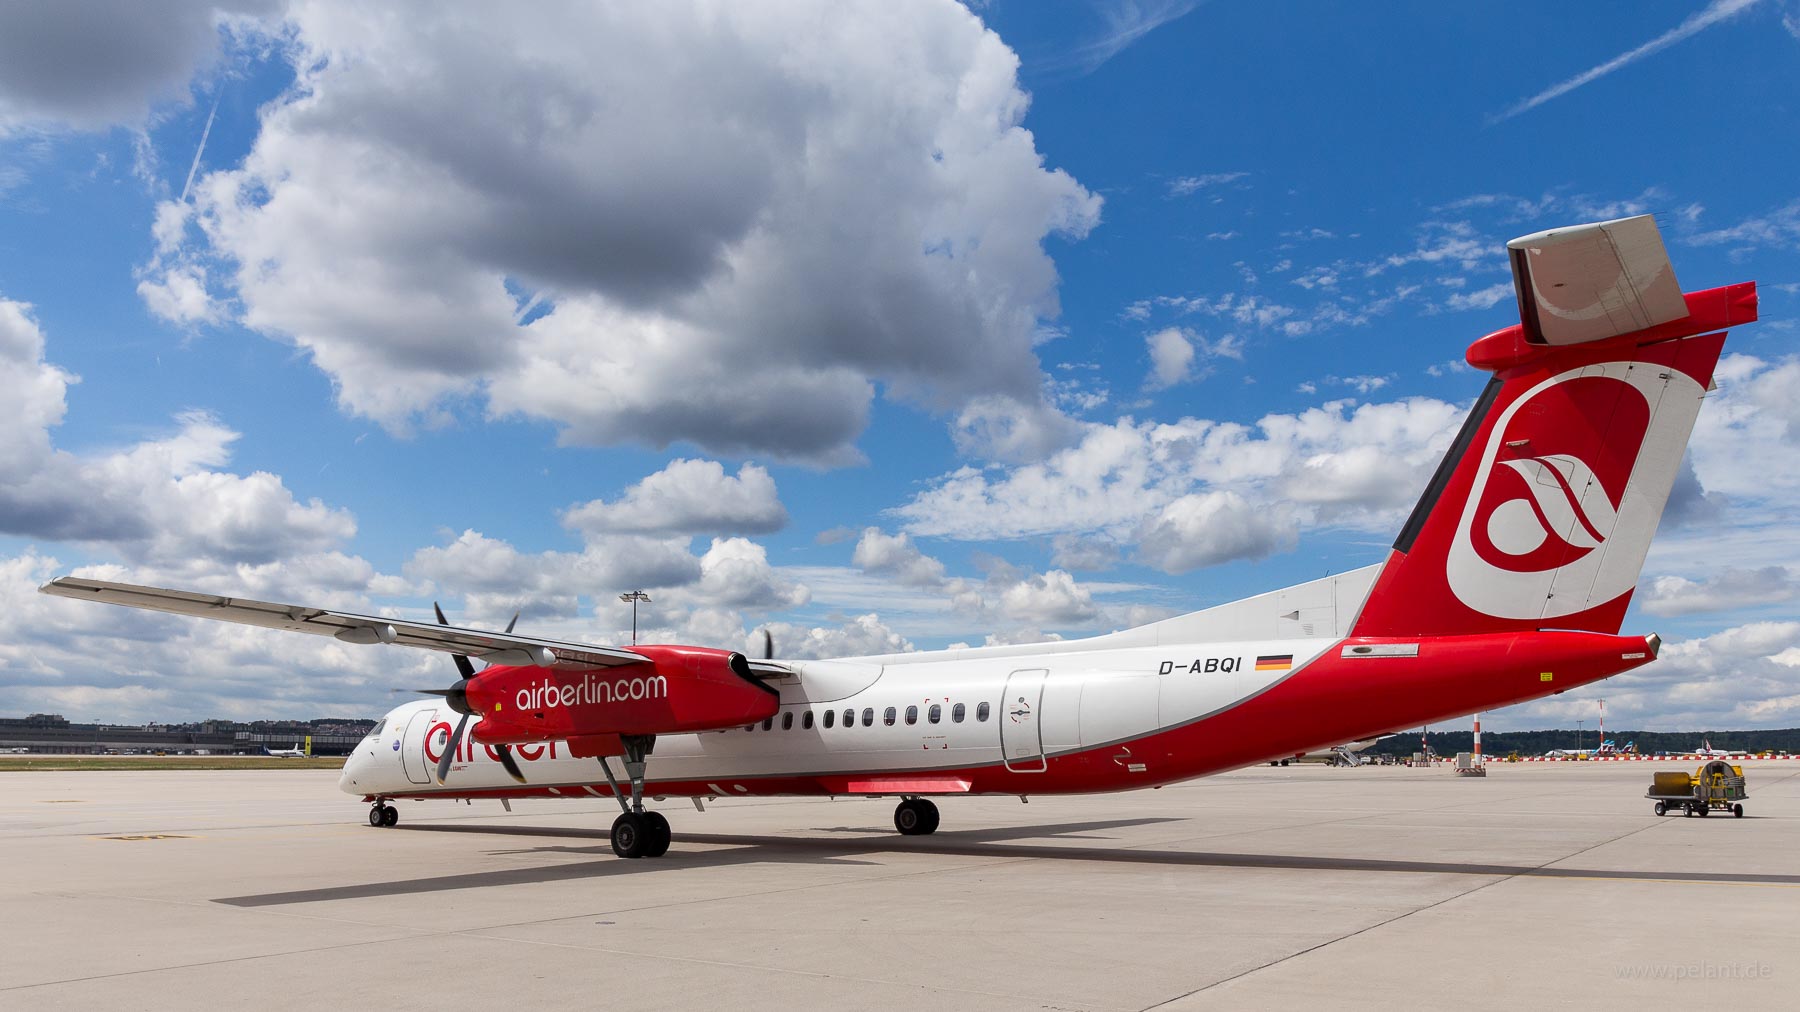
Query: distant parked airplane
1271 735 1393 766
1533 731 1634 756
264 737 312 759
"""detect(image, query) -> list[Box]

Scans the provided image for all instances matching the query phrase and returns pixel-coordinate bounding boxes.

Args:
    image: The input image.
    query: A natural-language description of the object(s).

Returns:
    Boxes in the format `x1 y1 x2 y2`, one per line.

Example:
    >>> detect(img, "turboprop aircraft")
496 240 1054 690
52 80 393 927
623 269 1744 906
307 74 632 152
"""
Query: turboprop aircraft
41 215 1758 860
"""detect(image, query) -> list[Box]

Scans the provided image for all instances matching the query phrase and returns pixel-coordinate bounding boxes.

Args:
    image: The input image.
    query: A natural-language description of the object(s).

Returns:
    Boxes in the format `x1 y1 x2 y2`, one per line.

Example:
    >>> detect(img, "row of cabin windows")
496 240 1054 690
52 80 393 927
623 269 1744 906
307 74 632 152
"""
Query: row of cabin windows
747 701 991 732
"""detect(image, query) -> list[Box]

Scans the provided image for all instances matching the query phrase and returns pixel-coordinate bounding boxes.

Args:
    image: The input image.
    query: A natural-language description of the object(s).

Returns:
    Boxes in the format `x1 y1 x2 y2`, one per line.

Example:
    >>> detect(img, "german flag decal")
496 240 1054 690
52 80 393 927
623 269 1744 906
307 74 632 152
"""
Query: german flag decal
1255 654 1293 671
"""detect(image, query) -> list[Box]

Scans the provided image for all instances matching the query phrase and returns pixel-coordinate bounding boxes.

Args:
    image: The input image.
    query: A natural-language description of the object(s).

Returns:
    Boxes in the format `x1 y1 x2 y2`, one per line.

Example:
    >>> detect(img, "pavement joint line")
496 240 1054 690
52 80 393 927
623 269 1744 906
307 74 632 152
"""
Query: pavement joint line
1161 765 1800 845
68 834 1100 1008
1 843 1045 998
447 922 1107 1010
14 885 453 936
33 831 1044 942
0 930 436 994
1136 801 1682 1008
462 839 1048 930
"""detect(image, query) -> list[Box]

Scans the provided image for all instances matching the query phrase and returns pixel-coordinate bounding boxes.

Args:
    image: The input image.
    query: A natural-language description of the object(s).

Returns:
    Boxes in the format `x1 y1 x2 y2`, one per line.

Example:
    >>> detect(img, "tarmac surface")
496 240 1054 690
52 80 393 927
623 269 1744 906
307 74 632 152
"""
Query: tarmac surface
3 760 1797 1010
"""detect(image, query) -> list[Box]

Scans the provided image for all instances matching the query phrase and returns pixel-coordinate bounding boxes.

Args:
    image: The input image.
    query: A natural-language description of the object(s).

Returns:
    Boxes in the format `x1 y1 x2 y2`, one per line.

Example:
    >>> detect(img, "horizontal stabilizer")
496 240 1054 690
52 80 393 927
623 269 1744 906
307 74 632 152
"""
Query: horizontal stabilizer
1508 214 1688 346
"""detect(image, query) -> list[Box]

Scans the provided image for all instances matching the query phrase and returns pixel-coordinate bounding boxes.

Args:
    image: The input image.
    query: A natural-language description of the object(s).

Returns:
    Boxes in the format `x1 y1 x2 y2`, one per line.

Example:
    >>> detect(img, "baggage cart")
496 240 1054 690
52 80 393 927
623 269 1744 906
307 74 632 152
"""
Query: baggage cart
1645 760 1747 817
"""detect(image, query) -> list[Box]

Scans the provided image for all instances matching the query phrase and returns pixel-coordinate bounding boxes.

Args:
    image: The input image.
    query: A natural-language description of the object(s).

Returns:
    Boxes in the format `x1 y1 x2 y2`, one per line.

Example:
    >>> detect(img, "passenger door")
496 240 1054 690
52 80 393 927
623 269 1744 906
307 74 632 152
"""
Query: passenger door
401 708 437 785
1000 669 1048 772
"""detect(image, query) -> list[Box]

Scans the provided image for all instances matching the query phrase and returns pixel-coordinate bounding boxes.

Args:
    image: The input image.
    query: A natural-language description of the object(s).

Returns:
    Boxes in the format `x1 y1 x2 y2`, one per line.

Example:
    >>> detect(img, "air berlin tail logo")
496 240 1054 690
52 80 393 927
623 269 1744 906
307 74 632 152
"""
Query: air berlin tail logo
1445 360 1704 621
1483 454 1618 563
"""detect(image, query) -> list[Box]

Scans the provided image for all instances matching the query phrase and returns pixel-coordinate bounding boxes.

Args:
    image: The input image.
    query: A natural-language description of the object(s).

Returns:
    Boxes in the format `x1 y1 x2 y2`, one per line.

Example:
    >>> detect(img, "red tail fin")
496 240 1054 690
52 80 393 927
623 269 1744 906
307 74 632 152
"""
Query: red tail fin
1352 218 1757 638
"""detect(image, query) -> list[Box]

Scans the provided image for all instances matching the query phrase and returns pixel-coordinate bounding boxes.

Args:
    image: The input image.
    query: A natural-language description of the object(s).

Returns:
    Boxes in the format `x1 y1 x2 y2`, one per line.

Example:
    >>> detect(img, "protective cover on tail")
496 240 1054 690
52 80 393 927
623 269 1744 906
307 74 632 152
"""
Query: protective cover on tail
1352 216 1757 639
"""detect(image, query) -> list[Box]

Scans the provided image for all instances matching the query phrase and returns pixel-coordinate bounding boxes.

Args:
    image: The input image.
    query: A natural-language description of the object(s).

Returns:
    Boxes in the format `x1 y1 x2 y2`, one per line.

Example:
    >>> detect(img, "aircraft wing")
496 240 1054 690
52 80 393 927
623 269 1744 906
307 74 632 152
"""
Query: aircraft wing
38 576 649 670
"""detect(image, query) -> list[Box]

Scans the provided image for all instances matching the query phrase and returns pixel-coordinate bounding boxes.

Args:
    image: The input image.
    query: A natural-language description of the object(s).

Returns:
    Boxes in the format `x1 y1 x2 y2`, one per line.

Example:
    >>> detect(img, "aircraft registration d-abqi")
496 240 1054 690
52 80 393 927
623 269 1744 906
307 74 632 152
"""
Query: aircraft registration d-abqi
41 214 1758 860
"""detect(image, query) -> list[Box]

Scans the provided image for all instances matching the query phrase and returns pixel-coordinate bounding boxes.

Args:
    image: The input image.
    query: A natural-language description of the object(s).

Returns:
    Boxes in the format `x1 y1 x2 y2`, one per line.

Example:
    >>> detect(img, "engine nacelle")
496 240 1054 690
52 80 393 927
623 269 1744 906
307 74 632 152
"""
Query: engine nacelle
465 644 779 741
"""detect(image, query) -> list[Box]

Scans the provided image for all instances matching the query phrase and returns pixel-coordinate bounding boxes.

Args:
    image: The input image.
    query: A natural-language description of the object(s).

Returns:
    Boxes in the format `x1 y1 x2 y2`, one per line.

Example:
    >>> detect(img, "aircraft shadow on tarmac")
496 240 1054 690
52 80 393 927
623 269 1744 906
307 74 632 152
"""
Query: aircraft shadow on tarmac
213 816 1800 908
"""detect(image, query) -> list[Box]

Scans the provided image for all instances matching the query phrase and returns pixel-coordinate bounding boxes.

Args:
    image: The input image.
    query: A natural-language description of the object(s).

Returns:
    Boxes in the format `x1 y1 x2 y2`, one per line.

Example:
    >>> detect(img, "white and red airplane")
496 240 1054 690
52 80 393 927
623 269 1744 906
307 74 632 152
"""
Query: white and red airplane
41 215 1757 859
1691 737 1747 758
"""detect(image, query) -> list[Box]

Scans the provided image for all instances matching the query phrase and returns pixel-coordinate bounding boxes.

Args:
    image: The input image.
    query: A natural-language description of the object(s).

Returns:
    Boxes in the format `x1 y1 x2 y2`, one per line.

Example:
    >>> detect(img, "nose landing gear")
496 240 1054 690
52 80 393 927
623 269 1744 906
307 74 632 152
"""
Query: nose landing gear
367 801 398 827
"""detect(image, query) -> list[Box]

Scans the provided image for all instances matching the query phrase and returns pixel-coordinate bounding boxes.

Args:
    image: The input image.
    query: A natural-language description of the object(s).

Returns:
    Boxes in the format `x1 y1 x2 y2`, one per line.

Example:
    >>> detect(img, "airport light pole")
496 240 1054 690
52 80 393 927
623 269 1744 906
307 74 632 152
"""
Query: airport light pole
1576 719 1585 751
620 590 651 644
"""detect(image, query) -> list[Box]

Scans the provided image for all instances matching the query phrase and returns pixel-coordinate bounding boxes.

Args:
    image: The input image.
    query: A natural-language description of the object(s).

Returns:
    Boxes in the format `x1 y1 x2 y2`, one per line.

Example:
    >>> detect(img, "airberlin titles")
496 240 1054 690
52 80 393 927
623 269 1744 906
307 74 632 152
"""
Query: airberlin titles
466 643 779 742
426 723 562 767
511 671 670 710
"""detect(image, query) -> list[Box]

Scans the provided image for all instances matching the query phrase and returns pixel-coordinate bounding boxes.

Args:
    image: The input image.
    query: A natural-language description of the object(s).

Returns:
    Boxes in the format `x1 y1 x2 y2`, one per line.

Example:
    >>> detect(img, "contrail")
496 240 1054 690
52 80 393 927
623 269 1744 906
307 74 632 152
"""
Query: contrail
179 91 222 203
1037 0 1204 77
1491 0 1765 124
513 290 545 324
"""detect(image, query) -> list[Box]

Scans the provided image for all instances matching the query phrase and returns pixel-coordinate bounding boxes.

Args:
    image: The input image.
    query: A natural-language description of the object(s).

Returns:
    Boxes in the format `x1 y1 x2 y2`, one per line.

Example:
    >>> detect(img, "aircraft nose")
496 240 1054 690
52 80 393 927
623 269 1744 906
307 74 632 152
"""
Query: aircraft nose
338 748 369 795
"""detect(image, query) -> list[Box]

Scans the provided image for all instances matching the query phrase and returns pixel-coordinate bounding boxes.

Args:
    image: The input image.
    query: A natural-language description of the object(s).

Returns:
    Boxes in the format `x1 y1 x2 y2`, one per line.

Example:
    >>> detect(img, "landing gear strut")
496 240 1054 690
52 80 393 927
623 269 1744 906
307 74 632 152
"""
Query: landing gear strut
599 735 671 859
367 801 398 827
894 797 940 836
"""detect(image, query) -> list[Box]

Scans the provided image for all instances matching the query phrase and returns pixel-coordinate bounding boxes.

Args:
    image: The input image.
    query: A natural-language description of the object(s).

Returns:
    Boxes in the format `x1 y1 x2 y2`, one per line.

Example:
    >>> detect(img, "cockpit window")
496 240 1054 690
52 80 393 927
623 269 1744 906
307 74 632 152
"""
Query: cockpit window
365 720 386 738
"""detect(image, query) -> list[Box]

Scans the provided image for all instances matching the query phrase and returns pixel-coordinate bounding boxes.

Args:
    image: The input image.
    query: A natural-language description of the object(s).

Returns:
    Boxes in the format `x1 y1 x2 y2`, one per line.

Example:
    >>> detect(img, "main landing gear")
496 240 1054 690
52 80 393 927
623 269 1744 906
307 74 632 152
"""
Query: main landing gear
894 797 940 836
367 800 398 827
611 810 671 859
598 734 672 859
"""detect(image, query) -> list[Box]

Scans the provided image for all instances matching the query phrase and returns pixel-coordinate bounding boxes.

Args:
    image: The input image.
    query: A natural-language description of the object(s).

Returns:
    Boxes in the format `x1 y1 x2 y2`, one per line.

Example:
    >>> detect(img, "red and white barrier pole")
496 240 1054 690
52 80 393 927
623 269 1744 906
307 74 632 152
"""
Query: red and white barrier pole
1473 712 1483 765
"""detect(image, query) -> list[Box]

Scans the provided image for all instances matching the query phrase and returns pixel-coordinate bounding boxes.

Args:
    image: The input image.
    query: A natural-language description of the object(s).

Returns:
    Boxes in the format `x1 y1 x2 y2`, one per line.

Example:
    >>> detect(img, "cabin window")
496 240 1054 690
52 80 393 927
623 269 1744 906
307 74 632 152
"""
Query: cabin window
762 716 774 731
976 702 990 722
822 709 834 729
952 703 965 723
905 705 918 725
929 704 942 724
781 712 794 730
883 706 897 726
802 711 815 730
862 708 874 727
845 708 856 728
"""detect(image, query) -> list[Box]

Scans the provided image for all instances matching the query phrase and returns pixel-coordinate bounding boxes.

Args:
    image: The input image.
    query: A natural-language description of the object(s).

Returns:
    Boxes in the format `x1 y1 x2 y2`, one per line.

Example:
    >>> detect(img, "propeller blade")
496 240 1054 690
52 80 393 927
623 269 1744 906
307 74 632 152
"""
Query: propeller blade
761 628 774 660
504 611 520 634
495 743 526 783
433 601 476 679
435 712 470 785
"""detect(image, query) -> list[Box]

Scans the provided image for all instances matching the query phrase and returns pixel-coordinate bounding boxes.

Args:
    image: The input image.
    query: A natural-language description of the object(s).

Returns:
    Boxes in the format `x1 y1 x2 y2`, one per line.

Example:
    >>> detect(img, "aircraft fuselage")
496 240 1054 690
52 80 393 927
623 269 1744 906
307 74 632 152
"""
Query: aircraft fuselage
340 628 1654 802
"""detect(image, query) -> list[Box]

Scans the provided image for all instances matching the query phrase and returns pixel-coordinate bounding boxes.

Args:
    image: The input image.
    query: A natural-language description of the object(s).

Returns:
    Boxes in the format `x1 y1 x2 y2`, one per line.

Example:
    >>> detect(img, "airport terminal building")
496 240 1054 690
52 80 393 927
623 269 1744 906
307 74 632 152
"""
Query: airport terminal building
0 713 374 756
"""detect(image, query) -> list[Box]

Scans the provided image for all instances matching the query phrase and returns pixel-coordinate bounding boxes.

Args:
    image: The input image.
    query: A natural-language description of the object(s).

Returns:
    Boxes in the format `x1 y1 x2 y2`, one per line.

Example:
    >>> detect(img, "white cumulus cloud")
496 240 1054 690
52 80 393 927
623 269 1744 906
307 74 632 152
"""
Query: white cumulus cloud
172 2 1100 462
0 296 353 565
563 459 788 538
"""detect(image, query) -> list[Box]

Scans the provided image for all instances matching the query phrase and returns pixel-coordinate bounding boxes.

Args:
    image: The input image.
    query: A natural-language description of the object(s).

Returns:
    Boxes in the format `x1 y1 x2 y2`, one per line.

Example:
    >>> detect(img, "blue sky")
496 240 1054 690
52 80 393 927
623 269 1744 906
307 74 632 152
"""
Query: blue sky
2 1 1797 731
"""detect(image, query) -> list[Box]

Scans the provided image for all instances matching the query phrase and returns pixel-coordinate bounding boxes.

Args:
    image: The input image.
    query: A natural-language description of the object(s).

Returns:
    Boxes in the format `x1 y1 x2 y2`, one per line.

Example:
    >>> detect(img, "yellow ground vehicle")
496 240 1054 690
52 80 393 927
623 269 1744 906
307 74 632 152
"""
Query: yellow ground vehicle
1645 760 1748 817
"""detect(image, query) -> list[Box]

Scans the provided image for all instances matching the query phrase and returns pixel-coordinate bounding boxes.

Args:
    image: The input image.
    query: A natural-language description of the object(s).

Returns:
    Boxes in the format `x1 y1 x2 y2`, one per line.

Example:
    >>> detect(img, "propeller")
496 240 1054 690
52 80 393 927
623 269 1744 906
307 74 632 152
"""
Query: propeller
760 627 774 660
428 602 526 785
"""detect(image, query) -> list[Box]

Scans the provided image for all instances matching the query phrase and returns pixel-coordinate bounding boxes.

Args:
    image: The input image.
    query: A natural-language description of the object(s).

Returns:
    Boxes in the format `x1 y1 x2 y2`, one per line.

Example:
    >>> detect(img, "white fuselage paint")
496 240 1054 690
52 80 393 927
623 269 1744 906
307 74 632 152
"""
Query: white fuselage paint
338 636 1336 797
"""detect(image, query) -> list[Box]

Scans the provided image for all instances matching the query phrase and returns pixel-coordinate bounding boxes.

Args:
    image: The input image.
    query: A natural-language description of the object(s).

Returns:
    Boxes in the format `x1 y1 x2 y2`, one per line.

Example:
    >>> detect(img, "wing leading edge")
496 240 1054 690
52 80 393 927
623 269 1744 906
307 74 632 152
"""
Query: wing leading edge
38 576 648 670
